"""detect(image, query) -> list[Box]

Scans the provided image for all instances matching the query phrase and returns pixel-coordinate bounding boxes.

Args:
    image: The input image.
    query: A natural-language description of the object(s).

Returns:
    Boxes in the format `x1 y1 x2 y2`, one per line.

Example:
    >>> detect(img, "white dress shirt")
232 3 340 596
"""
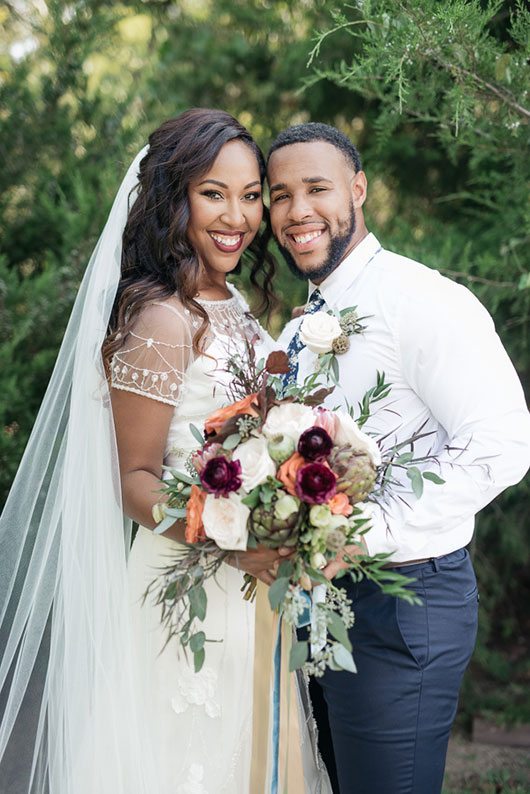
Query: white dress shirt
278 233 530 561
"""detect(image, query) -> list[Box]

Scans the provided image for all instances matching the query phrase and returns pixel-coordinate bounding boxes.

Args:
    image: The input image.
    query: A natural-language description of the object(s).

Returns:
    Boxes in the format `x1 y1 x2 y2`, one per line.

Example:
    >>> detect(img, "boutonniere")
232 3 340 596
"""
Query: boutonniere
299 307 366 355
299 306 368 384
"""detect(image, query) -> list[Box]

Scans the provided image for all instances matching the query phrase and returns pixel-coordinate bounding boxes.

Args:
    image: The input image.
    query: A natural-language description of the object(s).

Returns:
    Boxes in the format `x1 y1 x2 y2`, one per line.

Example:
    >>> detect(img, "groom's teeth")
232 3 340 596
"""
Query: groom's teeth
292 230 323 244
210 233 241 246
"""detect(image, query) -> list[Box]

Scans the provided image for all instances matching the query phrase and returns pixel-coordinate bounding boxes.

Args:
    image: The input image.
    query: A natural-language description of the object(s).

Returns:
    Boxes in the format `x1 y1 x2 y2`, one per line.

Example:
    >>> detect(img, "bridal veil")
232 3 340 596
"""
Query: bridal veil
0 147 163 794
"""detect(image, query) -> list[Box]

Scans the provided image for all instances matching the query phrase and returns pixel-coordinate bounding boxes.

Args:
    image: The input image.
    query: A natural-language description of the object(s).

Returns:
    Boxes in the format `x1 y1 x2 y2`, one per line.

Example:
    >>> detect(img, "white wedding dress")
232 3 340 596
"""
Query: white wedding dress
112 287 265 793
111 285 331 794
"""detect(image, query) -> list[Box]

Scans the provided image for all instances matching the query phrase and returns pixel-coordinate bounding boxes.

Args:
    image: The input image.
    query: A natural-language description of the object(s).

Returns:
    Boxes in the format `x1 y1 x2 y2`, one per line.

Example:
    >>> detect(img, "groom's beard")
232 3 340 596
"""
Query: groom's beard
277 202 356 282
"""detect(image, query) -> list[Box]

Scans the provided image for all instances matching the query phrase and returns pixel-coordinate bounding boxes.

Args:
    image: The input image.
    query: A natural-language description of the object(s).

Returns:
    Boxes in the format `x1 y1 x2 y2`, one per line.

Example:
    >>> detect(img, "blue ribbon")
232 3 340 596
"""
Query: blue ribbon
270 593 313 793
271 617 282 794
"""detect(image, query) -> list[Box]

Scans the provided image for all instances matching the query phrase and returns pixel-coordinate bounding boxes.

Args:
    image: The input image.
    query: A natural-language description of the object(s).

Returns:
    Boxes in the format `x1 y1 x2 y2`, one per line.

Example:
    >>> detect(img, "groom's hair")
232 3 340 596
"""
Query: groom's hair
267 122 362 173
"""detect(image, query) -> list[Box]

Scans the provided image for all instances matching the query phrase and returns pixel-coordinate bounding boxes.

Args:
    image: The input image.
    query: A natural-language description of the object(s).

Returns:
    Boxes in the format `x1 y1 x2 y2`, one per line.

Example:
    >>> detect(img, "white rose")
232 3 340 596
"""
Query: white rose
233 435 276 492
202 492 250 551
335 411 382 467
299 311 342 354
262 403 315 444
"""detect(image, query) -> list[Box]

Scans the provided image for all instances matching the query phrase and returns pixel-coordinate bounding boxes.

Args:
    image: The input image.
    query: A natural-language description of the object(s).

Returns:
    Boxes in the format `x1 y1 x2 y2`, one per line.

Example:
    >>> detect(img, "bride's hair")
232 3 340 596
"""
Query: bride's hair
102 108 276 369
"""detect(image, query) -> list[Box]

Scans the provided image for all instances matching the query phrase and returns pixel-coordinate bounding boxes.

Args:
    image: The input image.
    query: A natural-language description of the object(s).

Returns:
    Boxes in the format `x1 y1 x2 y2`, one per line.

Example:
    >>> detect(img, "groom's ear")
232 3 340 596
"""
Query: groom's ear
351 170 368 209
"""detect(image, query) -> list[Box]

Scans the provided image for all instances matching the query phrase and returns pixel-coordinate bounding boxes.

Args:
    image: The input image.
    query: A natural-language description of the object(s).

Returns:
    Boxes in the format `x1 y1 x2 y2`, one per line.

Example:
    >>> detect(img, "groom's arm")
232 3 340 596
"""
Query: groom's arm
363 276 530 558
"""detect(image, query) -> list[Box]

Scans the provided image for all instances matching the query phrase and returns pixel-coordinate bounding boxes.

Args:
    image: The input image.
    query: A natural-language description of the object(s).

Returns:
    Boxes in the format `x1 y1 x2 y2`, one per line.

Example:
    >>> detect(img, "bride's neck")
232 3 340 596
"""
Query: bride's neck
195 271 232 301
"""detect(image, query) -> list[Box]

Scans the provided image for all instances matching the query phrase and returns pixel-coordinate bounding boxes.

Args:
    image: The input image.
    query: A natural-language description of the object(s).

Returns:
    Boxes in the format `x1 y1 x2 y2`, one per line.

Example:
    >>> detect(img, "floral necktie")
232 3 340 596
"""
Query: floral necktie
282 288 326 388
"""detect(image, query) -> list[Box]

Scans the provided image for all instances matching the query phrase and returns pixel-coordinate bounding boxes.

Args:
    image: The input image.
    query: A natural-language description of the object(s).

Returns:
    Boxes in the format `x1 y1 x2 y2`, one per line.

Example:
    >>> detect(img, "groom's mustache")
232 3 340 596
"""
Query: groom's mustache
279 220 328 235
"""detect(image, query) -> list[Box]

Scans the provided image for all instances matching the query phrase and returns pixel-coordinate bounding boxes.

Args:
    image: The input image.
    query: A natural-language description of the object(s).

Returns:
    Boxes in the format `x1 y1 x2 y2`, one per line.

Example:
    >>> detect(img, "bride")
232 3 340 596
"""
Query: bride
0 108 330 793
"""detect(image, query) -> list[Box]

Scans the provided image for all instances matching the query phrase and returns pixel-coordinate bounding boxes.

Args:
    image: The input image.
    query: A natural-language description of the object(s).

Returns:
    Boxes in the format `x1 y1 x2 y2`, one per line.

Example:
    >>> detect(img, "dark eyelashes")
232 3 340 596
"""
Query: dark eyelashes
199 190 262 201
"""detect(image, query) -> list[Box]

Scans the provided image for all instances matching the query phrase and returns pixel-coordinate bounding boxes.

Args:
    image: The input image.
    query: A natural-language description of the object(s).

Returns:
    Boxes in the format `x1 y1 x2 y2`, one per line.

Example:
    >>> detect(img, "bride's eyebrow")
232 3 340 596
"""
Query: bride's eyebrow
197 179 261 189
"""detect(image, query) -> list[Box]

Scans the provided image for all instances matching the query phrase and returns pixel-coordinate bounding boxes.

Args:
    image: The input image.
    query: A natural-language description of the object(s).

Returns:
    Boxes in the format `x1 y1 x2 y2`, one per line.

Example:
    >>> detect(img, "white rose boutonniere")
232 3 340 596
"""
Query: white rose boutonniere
293 305 369 389
202 492 250 550
299 311 343 355
300 306 367 358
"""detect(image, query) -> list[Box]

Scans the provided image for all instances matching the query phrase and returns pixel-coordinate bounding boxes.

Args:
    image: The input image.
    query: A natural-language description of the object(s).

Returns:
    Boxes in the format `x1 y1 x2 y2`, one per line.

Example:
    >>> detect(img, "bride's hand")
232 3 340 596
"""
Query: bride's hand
291 305 304 319
226 545 294 586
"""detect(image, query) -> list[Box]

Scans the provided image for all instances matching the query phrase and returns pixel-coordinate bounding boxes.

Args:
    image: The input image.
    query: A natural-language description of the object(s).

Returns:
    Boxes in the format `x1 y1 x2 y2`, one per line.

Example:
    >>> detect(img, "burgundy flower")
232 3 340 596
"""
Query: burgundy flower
298 426 333 461
295 463 337 505
191 442 223 474
200 456 242 496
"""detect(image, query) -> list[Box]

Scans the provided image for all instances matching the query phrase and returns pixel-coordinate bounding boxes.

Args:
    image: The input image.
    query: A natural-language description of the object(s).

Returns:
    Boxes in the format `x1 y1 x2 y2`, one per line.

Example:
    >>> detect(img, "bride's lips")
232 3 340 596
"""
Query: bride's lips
285 225 327 253
208 230 245 253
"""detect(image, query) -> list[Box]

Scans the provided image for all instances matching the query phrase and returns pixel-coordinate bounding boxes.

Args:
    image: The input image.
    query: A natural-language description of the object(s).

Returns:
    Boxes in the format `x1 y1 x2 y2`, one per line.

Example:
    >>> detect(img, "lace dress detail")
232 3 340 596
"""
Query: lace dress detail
111 287 264 410
111 301 194 407
171 666 221 719
176 764 208 794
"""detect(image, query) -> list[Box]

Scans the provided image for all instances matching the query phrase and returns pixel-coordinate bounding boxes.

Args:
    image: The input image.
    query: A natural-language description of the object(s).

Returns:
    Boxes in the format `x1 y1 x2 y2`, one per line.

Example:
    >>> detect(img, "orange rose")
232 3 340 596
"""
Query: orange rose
277 452 306 497
185 485 207 543
328 492 353 516
204 393 259 436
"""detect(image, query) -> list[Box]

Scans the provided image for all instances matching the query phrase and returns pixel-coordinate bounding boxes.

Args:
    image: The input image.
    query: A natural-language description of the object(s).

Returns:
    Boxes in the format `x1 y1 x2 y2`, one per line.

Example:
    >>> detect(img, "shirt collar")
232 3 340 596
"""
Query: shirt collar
307 232 382 308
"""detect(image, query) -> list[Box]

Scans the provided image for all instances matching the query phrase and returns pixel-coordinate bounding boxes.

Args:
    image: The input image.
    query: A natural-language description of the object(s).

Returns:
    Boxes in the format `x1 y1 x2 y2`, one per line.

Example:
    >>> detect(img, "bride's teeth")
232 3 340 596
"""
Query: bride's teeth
293 230 323 244
211 233 241 246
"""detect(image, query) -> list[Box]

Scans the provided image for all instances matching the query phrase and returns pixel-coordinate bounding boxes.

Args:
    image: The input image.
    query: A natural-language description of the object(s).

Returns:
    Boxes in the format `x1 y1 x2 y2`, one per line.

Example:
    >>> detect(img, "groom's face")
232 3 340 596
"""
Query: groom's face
267 140 361 283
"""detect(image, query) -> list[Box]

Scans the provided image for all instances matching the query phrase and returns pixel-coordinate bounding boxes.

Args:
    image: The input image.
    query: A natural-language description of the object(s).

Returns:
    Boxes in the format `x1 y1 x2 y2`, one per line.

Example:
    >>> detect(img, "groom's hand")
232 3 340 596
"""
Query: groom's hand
322 540 367 581
226 545 293 586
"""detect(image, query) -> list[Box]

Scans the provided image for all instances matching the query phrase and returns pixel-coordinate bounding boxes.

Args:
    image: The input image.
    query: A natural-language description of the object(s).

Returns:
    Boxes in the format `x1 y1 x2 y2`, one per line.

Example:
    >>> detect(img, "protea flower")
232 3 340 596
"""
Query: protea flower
328 444 376 504
249 499 304 548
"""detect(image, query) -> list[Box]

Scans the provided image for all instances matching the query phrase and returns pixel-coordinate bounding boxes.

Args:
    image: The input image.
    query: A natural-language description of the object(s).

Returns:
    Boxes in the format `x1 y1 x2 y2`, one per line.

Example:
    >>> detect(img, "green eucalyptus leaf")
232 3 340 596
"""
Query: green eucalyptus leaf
189 631 206 652
327 612 353 652
332 643 357 673
306 567 329 586
289 640 309 672
162 467 197 485
422 471 445 485
241 487 261 509
153 515 178 535
163 506 187 519
189 423 205 445
223 433 241 450
194 647 205 673
268 577 290 611
277 560 295 579
189 586 207 621
406 467 424 499
331 356 340 383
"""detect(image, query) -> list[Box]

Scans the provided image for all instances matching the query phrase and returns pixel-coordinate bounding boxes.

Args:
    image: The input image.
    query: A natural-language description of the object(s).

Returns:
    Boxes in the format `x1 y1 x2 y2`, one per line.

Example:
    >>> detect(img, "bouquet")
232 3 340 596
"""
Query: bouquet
147 335 443 676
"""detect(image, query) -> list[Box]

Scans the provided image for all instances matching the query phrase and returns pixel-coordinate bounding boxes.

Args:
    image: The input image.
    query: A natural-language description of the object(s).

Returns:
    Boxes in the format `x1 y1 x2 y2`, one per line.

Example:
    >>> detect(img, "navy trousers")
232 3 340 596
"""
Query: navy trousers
307 548 479 794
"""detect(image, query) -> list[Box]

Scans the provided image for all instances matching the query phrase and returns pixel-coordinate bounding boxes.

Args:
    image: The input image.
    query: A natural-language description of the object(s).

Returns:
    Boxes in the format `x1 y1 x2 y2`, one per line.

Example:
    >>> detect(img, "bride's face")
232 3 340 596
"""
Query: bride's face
187 140 263 279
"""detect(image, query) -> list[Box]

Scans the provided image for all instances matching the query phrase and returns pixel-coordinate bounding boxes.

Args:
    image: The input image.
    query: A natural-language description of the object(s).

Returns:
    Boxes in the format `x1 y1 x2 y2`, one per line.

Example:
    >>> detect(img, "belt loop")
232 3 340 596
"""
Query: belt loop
431 556 440 572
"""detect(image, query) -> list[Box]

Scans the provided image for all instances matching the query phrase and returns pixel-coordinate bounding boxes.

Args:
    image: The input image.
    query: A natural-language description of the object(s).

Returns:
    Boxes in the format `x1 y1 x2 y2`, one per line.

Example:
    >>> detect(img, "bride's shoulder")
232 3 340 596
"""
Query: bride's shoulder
130 296 197 346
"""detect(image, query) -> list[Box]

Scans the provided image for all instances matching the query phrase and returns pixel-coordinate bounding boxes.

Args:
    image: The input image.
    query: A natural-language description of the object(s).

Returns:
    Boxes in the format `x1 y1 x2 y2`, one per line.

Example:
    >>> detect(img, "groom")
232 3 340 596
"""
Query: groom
267 122 530 794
